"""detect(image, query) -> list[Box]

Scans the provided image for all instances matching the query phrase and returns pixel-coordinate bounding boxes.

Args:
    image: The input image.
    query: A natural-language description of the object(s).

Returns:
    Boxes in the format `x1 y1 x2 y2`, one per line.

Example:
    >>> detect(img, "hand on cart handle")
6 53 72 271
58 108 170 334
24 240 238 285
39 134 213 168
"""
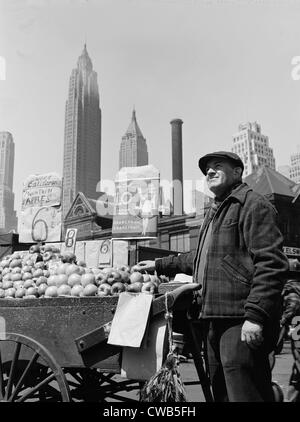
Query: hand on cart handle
134 260 156 274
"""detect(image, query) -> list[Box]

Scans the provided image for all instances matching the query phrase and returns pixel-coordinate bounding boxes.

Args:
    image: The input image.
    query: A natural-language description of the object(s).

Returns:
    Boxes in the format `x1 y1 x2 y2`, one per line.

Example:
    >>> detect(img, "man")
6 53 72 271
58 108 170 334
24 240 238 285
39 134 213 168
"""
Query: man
136 151 288 402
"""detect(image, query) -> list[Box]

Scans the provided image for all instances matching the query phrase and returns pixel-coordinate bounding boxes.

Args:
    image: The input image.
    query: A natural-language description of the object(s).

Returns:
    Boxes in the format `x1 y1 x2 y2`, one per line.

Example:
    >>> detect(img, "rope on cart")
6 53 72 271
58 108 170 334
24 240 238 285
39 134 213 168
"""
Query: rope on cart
139 292 187 402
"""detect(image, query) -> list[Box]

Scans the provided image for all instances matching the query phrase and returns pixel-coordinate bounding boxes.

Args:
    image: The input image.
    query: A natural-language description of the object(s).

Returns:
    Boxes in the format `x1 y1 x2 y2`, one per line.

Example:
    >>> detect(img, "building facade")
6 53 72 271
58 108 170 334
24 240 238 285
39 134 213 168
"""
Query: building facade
0 132 18 232
232 122 275 177
281 146 300 183
62 44 101 218
119 109 148 169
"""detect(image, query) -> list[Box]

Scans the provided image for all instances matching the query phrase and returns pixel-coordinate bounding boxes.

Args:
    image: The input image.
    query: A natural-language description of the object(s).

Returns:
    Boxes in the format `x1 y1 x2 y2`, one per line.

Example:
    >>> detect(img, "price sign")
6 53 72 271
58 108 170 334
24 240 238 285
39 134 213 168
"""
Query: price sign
64 228 78 253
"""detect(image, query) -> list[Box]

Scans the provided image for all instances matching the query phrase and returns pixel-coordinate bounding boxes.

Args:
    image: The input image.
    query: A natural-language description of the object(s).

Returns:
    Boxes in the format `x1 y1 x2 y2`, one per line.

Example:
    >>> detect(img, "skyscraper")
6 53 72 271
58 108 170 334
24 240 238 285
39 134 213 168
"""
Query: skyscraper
232 122 275 177
62 44 101 217
0 132 18 232
119 109 148 169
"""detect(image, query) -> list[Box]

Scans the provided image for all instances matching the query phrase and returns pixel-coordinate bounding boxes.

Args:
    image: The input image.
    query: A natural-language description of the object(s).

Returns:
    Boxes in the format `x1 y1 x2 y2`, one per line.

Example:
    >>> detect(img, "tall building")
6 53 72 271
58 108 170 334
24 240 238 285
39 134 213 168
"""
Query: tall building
119 109 148 169
277 145 300 183
232 122 275 177
0 132 18 232
288 146 300 183
62 44 101 217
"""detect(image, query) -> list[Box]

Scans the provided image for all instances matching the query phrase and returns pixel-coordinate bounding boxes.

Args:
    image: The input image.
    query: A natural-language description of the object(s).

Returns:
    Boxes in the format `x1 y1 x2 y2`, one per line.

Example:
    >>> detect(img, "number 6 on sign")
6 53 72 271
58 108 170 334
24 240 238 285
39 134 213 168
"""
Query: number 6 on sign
31 207 49 242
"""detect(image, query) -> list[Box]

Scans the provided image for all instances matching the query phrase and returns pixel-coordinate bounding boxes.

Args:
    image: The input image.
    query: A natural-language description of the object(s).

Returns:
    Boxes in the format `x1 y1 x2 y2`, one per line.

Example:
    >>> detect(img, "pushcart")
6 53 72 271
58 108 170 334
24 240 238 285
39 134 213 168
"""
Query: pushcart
0 283 213 402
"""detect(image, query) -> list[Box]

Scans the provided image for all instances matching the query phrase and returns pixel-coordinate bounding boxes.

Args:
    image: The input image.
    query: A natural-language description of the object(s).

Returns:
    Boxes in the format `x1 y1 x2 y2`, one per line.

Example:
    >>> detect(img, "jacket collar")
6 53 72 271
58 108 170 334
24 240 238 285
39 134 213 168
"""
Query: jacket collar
225 182 252 205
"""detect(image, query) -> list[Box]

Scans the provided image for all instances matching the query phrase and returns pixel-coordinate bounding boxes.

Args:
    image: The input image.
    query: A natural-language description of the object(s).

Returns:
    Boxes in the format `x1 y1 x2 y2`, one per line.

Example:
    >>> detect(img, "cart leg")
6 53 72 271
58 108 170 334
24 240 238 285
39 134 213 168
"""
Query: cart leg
188 321 214 402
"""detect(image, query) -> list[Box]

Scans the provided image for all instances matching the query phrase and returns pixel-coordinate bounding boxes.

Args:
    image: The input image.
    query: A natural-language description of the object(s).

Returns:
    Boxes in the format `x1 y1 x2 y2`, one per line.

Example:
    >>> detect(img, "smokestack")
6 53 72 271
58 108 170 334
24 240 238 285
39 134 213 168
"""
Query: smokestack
170 118 183 215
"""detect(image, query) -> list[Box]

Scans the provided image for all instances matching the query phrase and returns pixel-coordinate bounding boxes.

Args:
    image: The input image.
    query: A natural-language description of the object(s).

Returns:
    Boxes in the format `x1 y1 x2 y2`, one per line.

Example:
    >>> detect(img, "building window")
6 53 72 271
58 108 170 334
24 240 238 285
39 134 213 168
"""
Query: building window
169 232 190 252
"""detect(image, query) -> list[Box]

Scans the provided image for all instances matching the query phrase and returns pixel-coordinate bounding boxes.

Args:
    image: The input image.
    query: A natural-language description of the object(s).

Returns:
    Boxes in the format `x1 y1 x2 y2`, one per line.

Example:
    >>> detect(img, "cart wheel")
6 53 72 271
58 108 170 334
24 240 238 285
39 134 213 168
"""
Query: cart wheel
0 333 71 402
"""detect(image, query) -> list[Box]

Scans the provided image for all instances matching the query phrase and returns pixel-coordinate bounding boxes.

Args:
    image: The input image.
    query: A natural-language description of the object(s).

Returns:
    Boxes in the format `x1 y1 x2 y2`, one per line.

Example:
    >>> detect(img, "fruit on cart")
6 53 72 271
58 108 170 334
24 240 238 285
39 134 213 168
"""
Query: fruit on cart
71 284 84 297
57 284 72 296
81 273 96 287
56 274 68 286
98 283 111 296
129 271 144 284
0 244 166 298
67 273 82 287
65 264 81 276
82 284 98 296
45 286 58 297
141 281 158 294
126 281 143 293
111 281 126 295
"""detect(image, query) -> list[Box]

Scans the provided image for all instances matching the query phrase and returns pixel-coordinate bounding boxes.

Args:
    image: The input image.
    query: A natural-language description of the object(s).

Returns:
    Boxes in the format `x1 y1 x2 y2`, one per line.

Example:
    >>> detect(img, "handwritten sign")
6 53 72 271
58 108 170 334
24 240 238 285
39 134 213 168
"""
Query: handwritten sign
19 172 62 243
19 206 62 243
21 172 62 210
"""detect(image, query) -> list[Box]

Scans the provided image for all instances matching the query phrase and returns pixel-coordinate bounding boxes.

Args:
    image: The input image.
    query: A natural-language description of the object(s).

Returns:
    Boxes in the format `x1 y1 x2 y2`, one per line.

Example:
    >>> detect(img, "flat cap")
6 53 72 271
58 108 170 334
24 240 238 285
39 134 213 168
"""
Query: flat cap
198 151 244 175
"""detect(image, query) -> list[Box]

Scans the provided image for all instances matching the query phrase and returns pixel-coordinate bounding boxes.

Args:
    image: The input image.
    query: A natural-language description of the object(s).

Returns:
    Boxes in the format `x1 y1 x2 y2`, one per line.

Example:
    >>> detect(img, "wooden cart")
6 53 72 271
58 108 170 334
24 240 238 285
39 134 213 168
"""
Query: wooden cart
0 283 212 402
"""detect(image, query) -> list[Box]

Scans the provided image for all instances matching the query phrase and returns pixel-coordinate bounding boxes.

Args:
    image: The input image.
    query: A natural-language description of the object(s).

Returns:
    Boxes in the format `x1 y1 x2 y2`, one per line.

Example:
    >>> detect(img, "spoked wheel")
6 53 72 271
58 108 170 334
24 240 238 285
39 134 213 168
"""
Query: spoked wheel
0 333 71 402
64 368 141 402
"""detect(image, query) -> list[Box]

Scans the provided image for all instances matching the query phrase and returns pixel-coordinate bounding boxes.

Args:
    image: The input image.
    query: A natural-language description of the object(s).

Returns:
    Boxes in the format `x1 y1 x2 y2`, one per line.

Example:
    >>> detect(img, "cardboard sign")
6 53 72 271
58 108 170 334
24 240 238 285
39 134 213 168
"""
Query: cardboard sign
112 165 159 239
19 206 62 243
64 228 77 254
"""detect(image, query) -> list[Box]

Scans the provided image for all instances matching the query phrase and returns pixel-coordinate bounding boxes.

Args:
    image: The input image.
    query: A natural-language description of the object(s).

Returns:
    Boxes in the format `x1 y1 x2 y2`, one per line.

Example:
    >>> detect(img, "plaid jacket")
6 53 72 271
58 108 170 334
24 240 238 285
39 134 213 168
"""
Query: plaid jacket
155 183 288 324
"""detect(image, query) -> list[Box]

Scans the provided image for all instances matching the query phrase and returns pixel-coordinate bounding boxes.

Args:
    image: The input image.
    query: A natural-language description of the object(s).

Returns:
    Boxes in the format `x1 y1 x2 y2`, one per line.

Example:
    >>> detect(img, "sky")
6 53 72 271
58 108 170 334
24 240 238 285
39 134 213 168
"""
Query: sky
2 0 300 219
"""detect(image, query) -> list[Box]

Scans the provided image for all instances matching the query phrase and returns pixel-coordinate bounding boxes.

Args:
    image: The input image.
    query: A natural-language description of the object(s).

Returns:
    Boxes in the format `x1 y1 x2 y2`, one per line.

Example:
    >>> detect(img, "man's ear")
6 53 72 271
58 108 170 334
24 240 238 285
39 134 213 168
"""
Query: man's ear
234 167 243 178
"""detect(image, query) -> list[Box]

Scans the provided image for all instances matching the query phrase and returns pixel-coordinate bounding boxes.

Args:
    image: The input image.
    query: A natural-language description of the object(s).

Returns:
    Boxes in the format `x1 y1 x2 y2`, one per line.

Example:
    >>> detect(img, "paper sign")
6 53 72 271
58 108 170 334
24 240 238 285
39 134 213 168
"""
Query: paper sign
19 206 62 243
108 292 153 348
121 315 167 381
112 165 160 239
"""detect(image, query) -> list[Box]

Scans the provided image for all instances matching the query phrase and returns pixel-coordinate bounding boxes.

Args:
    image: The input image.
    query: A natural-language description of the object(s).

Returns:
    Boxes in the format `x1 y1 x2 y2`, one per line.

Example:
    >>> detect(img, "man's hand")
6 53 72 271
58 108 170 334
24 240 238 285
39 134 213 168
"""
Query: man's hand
241 320 264 349
133 260 156 274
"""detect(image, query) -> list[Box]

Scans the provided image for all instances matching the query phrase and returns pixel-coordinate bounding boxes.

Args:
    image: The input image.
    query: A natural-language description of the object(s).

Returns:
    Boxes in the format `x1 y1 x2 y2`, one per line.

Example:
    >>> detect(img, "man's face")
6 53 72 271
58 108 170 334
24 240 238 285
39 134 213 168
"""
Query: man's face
205 158 240 197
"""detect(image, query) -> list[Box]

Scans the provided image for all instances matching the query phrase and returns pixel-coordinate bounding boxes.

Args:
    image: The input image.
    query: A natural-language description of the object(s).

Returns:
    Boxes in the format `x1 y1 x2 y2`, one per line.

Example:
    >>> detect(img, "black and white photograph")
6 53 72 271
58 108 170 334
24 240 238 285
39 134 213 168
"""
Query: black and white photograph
1 0 300 407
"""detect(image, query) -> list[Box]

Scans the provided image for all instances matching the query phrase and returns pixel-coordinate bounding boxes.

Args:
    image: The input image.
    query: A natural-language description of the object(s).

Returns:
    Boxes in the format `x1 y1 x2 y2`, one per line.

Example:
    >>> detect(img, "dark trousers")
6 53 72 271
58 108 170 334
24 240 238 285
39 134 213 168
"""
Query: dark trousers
203 319 275 402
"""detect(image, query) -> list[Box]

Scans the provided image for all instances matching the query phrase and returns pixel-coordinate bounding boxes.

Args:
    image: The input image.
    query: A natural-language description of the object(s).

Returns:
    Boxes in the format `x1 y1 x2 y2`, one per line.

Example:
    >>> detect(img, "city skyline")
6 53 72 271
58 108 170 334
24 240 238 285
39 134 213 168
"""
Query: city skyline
2 1 300 221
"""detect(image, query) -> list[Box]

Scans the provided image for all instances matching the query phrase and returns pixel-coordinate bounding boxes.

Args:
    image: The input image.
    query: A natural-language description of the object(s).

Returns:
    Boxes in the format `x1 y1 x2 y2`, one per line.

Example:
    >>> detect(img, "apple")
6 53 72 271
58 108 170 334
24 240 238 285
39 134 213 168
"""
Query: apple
38 283 48 296
111 281 126 295
15 288 26 298
82 284 98 296
5 287 16 297
56 274 68 286
36 276 48 286
43 252 53 262
129 272 144 284
141 281 158 294
98 283 111 296
25 286 38 297
126 281 143 293
81 273 96 287
32 269 44 278
77 260 86 267
57 284 72 296
67 273 82 287
65 264 81 277
71 284 84 297
23 279 34 289
29 245 40 254
95 272 108 286
119 270 130 283
143 274 151 283
45 286 58 297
